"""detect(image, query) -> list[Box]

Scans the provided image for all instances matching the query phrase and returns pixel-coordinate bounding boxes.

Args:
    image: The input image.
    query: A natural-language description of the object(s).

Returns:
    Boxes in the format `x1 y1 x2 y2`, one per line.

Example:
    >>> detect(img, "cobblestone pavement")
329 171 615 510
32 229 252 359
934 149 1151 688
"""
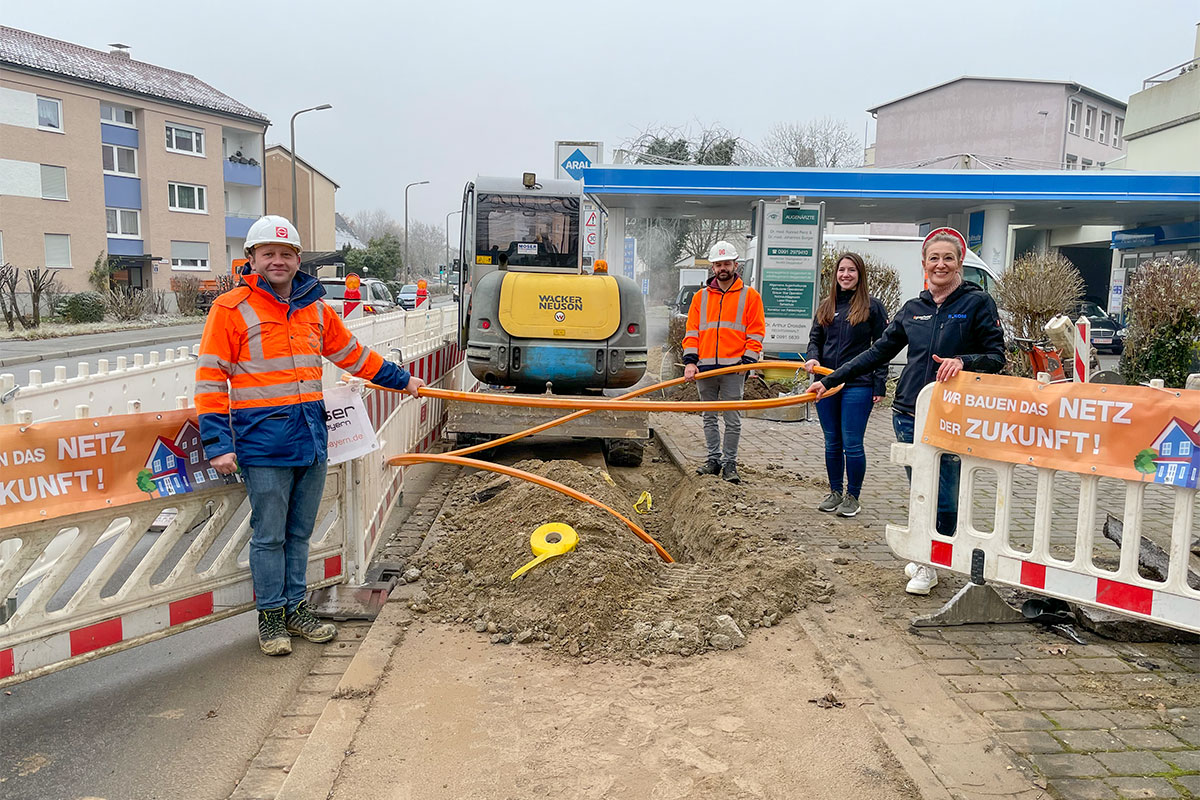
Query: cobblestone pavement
653 410 1200 800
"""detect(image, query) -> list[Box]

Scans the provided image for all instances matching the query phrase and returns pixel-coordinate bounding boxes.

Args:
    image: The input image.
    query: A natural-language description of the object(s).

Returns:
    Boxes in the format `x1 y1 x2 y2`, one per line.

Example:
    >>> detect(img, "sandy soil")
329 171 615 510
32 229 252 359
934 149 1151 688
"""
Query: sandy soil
331 619 919 800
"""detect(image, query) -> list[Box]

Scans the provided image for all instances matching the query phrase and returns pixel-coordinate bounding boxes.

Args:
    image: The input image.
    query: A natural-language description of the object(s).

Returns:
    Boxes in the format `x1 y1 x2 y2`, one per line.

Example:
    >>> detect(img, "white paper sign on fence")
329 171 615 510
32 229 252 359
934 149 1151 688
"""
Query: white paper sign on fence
324 384 380 464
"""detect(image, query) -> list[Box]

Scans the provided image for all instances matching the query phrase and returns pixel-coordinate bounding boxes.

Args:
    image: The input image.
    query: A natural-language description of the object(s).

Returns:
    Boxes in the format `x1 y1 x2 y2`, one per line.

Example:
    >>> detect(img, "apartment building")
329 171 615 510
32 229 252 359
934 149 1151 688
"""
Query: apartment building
869 76 1127 171
264 144 338 252
0 26 268 294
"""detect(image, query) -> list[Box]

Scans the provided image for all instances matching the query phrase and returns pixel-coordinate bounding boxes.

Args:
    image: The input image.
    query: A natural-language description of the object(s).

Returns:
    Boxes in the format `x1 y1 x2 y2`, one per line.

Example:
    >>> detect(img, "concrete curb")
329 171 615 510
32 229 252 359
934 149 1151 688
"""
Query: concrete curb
275 588 416 800
0 328 202 368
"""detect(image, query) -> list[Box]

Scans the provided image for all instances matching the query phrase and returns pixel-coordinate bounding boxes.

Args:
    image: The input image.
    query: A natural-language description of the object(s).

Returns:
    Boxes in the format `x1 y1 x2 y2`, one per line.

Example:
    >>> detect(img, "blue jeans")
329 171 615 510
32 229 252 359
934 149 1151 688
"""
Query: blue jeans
815 385 873 497
242 461 327 611
892 412 960 536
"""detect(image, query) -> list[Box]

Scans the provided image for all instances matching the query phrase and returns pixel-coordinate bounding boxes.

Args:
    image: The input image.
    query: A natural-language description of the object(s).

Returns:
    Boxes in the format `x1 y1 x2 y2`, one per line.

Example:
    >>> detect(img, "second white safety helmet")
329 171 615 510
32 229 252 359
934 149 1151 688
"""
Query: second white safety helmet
708 240 739 263
245 215 302 256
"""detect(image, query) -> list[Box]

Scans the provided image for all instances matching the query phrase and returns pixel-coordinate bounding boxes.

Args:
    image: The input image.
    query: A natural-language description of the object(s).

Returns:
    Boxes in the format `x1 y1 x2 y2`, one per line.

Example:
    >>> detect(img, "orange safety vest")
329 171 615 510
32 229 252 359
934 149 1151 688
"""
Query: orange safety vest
682 277 766 368
194 272 407 465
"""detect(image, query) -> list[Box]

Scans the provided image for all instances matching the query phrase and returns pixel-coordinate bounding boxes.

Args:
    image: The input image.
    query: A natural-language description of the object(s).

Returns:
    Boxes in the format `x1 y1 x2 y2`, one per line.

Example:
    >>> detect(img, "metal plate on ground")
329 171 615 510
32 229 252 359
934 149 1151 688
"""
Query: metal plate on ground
446 394 649 439
307 581 396 621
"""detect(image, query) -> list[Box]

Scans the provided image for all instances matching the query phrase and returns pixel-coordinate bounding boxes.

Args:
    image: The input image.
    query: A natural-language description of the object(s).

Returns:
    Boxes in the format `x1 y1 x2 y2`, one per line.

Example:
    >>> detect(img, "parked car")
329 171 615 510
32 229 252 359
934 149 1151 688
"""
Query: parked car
1071 300 1124 354
318 277 399 315
665 284 704 319
398 283 419 310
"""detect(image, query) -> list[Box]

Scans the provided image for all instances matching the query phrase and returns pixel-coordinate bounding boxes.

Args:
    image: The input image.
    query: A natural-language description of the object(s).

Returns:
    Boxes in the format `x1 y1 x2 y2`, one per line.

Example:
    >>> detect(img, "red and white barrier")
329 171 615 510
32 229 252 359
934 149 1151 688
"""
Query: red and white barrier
1074 315 1091 383
887 381 1200 635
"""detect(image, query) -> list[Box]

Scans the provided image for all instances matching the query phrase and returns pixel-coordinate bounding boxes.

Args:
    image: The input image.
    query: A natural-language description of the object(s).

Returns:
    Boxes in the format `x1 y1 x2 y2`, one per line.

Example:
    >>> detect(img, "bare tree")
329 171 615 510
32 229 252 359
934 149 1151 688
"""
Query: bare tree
757 117 863 168
350 208 403 243
404 220 447 278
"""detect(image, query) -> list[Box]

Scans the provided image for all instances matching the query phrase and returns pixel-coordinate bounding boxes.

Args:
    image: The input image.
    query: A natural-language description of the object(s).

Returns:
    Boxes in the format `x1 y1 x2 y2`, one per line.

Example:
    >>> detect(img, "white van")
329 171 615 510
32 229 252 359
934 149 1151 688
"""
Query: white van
822 234 999 301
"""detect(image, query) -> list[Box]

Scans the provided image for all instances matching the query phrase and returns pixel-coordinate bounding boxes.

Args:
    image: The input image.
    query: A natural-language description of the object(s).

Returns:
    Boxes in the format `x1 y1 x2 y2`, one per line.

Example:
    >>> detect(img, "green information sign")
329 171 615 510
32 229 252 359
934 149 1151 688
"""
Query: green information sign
782 208 820 225
762 280 814 318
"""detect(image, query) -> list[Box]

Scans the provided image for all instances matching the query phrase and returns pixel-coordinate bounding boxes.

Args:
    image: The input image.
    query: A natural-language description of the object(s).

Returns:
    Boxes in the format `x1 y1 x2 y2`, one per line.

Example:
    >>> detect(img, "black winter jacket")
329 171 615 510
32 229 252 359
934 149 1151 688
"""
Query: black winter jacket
822 281 1006 417
806 290 889 396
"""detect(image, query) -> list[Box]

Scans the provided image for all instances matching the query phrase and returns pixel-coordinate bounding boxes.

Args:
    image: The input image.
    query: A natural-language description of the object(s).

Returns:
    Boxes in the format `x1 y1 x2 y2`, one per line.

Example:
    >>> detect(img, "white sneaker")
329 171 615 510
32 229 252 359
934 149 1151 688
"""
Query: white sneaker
904 562 919 579
905 565 938 595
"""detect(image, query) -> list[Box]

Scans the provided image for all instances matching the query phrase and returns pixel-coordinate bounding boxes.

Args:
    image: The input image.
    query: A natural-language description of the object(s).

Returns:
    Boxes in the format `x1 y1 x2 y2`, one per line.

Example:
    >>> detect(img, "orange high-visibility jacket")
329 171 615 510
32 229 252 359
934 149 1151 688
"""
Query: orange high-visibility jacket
194 272 410 466
682 277 766 369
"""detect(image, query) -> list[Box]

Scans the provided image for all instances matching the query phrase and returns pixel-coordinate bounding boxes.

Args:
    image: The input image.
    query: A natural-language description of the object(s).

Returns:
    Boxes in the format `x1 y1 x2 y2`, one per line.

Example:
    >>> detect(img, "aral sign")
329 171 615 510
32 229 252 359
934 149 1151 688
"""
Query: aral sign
555 141 603 181
753 201 824 354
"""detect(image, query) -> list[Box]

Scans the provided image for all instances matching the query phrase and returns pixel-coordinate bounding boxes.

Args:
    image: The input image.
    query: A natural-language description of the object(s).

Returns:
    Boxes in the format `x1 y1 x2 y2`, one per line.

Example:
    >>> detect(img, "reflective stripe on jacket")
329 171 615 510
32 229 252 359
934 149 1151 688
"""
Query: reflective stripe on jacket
681 277 766 369
194 271 410 466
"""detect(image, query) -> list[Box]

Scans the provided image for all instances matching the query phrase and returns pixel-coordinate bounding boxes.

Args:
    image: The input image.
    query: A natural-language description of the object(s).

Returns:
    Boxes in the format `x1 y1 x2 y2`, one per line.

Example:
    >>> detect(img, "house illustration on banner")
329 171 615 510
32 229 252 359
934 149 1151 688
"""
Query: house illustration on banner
1148 417 1200 489
143 419 241 497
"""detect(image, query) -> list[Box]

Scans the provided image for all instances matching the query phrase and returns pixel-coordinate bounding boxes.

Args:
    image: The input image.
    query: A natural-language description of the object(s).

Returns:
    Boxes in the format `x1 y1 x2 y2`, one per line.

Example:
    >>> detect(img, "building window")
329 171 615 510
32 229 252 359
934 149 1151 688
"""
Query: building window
171 240 210 271
44 233 71 267
102 144 138 176
1099 112 1110 145
1181 441 1192 457
106 208 140 238
37 96 62 131
194 471 204 484
100 103 135 126
1113 118 1124 148
190 450 199 464
40 165 67 200
1065 154 1078 170
1067 100 1080 135
168 182 207 213
1162 442 1172 456
165 123 205 156
1081 158 1093 170
207 467 218 480
1083 106 1096 139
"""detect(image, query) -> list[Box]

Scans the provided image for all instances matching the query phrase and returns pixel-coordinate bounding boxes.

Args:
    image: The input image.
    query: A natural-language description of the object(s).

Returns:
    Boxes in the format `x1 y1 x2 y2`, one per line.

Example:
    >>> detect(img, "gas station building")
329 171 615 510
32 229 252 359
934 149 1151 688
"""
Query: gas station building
581 165 1200 317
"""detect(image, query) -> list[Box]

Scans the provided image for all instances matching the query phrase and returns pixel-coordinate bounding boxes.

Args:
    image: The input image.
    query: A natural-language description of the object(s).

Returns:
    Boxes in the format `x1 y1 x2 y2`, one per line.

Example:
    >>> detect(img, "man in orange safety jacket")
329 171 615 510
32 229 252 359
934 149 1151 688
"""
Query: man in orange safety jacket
194 215 424 656
681 240 766 485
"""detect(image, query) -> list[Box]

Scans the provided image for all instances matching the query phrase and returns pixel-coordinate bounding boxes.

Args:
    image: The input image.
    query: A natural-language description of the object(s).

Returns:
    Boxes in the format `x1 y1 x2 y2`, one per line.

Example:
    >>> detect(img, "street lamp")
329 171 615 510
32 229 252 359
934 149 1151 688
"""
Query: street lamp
404 180 430 281
290 103 333 236
445 209 461 282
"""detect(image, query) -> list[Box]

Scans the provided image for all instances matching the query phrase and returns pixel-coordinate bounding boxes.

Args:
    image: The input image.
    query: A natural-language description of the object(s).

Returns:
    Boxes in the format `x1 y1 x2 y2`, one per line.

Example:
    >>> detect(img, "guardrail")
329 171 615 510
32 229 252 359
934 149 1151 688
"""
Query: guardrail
0 304 462 686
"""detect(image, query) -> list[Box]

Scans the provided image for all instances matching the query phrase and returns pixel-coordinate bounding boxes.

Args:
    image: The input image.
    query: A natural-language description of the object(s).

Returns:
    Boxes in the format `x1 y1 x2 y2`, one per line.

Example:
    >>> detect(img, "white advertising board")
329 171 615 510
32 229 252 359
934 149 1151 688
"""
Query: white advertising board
753 201 824 354
555 141 603 180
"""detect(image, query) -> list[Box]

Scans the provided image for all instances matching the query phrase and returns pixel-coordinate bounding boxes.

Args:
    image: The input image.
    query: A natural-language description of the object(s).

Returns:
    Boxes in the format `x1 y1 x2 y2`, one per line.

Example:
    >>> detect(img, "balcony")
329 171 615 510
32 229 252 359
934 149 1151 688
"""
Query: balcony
223 160 262 186
103 175 141 209
226 213 257 238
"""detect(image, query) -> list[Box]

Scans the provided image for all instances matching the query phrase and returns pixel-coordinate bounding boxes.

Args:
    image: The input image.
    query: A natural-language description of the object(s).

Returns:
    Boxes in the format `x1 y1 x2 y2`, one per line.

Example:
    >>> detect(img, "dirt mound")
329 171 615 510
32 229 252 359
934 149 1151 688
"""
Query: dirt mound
411 457 827 660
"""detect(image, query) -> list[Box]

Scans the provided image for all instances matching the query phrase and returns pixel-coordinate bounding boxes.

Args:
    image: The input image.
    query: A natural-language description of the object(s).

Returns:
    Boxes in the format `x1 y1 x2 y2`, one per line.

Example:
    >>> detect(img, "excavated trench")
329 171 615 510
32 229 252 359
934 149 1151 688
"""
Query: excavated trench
406 437 830 660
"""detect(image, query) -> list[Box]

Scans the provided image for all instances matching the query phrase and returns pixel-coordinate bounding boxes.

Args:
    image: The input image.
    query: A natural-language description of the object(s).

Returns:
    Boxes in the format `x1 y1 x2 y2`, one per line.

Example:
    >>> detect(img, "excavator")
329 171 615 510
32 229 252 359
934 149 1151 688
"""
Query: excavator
450 173 649 464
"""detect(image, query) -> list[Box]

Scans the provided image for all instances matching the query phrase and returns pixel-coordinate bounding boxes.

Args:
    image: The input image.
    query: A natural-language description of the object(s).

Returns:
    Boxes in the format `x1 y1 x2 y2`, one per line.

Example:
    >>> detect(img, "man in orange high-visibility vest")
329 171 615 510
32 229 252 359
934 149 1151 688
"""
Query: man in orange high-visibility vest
195 215 425 656
681 240 766 485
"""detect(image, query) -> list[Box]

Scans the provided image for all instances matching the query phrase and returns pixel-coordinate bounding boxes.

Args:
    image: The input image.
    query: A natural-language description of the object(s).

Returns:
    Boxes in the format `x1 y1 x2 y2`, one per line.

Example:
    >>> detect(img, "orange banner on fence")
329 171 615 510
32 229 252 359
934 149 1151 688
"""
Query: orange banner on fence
923 373 1200 487
0 410 241 529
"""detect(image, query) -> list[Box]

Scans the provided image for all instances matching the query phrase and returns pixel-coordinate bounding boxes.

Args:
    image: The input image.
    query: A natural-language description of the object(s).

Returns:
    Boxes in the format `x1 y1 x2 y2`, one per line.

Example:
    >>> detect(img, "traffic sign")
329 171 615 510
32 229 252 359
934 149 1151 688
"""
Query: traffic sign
641 278 649 296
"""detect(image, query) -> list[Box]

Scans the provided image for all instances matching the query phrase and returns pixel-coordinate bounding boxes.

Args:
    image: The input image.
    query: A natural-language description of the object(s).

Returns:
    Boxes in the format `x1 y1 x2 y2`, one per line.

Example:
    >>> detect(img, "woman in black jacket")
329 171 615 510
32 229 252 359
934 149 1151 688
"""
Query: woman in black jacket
804 252 888 519
808 229 1006 595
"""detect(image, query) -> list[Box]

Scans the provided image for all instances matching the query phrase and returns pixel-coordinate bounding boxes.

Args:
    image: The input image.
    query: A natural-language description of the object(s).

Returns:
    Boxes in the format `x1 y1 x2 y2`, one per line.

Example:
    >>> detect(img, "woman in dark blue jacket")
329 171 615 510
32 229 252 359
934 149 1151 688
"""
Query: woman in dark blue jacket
808 229 1006 595
804 252 888 519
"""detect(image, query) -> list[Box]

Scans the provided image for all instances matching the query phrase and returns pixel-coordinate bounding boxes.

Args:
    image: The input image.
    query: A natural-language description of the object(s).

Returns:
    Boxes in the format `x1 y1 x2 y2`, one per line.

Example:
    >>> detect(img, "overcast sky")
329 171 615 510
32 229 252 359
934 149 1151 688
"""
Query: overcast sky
6 0 1198 229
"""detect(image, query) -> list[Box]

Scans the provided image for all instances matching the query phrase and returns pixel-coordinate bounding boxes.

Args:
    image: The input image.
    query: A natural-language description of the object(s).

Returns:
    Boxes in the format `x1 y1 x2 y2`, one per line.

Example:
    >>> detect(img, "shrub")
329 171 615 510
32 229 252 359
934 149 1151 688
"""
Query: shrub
104 286 150 321
174 276 203 315
62 292 106 323
145 288 169 316
995 253 1084 376
1119 257 1200 388
820 250 902 316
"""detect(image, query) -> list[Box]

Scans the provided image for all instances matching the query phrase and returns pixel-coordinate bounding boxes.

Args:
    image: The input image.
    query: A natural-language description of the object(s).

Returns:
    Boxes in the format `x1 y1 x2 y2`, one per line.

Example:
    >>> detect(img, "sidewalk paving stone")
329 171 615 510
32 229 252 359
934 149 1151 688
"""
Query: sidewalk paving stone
650 411 1199 800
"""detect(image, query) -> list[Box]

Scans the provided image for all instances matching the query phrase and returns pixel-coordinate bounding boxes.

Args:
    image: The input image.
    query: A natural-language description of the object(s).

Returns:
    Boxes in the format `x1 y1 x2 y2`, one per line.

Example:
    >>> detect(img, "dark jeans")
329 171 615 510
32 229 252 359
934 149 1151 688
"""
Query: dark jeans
242 461 328 611
892 412 960 536
815 385 873 497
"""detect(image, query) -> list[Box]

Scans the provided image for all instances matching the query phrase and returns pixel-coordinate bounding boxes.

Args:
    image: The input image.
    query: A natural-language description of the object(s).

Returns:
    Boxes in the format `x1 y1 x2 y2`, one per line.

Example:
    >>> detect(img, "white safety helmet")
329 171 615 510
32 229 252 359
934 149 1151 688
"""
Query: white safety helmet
244 215 302 256
708 240 739 263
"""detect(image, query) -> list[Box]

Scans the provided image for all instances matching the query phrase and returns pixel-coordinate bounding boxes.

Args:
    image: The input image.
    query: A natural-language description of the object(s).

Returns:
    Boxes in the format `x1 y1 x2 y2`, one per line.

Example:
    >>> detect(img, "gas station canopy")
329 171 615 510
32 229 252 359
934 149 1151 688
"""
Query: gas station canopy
579 165 1200 228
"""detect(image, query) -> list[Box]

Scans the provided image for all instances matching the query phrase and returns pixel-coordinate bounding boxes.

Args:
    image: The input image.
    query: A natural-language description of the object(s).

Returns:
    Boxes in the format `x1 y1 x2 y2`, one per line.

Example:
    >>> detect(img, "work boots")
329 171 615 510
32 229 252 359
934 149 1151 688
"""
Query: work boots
286 601 338 643
696 459 721 476
721 463 741 484
258 607 292 656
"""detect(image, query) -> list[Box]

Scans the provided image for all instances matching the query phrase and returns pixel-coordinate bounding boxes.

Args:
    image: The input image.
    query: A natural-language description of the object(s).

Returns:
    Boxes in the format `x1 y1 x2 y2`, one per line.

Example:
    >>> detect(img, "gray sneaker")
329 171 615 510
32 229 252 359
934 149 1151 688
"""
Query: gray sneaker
836 494 861 517
817 491 843 513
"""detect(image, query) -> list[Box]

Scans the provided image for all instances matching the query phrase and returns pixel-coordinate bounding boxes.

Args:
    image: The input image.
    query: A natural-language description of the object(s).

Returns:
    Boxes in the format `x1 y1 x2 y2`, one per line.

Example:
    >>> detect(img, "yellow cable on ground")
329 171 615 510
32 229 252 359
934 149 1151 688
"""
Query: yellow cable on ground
378 361 836 563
